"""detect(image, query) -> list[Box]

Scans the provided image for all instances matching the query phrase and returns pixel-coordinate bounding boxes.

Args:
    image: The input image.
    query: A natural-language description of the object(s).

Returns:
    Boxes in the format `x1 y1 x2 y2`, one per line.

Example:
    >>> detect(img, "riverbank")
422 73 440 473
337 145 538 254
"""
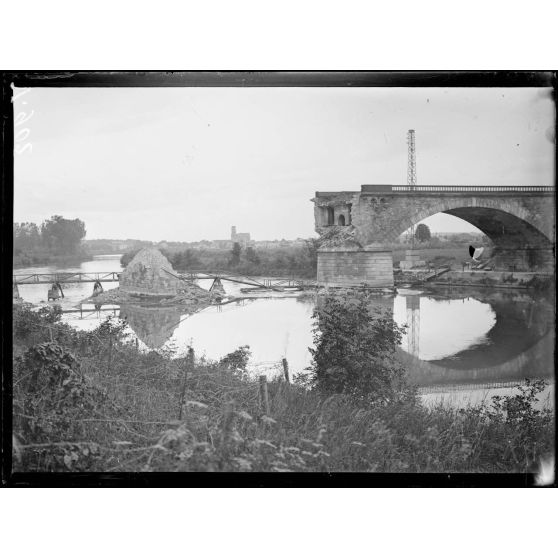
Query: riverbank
431 270 554 290
396 269 554 291
12 304 554 474
13 252 93 269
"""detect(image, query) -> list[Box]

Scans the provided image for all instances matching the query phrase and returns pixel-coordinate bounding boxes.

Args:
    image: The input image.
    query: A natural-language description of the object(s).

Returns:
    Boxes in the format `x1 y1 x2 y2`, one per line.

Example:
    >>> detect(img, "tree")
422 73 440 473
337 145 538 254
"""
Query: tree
172 249 201 270
245 246 260 264
13 222 40 254
40 215 86 255
414 223 431 243
230 242 242 266
308 292 410 401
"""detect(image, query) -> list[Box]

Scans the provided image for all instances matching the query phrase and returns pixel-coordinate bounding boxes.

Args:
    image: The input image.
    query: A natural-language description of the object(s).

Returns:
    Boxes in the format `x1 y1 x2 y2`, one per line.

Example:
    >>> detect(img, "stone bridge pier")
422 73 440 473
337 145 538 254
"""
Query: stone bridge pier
313 184 555 287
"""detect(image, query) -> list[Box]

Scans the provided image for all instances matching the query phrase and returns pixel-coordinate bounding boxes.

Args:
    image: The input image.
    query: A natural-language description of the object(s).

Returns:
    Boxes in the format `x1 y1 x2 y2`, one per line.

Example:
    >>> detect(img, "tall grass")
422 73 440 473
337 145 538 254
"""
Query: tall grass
12 304 554 473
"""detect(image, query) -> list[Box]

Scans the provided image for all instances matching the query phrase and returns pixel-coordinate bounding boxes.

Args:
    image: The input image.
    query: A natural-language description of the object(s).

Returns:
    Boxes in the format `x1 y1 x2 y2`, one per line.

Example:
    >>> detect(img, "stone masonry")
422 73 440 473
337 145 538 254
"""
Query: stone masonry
317 248 394 288
313 184 555 286
120 247 183 296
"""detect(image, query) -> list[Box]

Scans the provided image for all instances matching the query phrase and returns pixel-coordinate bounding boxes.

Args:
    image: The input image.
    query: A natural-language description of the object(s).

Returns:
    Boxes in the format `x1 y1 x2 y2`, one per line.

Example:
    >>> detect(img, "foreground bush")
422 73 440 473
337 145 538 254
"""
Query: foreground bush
308 291 412 402
11 305 554 473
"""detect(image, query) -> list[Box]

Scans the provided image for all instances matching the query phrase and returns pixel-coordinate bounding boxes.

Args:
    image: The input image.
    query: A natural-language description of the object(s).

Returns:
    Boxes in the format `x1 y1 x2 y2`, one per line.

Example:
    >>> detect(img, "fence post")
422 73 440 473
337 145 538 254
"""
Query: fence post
282 358 290 383
221 400 235 446
259 375 270 415
178 348 194 420
106 332 113 375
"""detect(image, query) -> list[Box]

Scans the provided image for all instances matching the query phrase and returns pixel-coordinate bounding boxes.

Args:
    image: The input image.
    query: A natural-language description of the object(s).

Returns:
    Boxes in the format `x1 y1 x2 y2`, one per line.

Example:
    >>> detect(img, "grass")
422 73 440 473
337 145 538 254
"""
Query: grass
11 304 555 474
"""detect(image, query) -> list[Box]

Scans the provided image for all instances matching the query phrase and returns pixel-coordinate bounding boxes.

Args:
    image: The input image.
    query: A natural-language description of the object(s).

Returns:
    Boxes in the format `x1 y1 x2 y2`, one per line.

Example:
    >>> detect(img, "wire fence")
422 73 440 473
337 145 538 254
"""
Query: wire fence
12 312 297 471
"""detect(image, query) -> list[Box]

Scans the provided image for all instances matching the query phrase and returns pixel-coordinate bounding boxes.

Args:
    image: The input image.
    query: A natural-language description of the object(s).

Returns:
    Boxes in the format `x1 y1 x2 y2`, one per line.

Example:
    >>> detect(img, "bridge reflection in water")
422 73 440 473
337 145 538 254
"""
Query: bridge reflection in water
391 287 554 388
64 286 554 392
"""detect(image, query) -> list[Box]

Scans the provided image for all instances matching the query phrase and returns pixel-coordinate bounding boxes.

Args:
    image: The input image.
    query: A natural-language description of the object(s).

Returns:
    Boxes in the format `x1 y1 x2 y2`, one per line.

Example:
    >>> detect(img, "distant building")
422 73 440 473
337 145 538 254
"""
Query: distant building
231 226 252 248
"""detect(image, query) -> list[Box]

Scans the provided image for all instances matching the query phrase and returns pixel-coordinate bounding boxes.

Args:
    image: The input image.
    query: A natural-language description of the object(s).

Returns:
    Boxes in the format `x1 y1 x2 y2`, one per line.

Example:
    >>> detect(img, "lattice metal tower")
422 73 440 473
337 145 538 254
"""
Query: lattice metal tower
407 129 417 245
407 129 417 187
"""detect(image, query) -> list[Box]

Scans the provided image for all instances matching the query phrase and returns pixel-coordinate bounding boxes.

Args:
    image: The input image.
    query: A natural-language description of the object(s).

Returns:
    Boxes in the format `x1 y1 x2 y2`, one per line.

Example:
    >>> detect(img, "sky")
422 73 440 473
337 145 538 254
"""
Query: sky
13 86 555 241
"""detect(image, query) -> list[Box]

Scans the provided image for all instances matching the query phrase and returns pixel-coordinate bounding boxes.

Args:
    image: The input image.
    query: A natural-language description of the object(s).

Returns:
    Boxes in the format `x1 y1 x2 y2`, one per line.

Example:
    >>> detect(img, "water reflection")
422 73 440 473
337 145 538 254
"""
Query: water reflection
16 255 554 403
395 293 497 361
395 287 553 369
394 286 554 388
119 304 184 350
166 297 315 365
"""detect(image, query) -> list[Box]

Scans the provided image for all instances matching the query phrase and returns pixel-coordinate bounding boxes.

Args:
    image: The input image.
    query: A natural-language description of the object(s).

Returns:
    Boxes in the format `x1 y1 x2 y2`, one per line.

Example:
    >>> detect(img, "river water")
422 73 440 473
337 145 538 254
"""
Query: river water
14 254 555 409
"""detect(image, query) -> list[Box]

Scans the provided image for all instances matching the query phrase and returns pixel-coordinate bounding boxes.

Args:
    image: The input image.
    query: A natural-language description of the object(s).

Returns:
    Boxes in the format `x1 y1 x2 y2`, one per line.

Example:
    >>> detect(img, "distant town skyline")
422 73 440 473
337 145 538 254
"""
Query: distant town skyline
14 86 555 241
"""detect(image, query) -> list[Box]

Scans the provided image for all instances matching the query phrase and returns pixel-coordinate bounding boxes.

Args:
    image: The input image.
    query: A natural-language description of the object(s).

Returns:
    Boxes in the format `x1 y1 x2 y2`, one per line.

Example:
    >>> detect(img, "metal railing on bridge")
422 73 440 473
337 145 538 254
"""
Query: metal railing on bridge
368 185 554 194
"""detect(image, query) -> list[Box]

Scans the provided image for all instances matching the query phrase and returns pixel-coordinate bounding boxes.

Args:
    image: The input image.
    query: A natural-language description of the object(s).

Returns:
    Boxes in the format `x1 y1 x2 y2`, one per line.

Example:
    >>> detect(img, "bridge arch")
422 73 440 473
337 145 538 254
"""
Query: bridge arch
392 197 553 244
315 185 555 285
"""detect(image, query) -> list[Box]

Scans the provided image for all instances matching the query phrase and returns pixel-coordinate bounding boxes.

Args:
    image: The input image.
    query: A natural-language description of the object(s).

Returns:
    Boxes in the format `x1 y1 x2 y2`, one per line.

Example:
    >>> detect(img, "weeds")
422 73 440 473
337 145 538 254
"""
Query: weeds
308 291 412 402
11 304 555 473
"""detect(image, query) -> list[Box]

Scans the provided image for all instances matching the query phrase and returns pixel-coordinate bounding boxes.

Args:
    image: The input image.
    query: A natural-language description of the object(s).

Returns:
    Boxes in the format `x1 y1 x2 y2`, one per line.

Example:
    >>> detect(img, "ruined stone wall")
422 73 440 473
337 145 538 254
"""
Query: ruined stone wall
313 192 359 231
120 248 183 296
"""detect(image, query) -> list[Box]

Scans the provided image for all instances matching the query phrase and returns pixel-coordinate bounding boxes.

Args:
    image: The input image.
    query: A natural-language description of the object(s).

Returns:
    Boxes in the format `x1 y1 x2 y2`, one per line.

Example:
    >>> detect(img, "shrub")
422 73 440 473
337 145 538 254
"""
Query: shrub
219 345 251 375
13 341 110 471
13 304 63 343
308 291 412 402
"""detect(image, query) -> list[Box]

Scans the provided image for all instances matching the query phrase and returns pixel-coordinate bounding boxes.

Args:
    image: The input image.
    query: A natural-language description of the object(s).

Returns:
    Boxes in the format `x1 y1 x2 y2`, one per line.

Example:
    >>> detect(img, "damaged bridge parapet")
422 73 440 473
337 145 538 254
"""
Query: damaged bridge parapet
312 184 555 288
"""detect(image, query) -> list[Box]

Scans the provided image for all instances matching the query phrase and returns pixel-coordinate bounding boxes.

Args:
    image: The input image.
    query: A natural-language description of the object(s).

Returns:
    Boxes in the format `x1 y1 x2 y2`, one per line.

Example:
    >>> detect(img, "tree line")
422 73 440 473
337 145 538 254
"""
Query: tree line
13 216 88 267
121 239 320 278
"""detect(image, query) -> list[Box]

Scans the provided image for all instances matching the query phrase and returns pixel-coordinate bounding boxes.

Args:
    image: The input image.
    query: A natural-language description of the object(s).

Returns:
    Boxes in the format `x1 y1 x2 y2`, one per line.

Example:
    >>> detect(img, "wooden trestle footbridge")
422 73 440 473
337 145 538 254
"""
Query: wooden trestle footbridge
179 272 317 292
12 271 121 301
13 271 122 285
12 269 318 300
13 266 455 300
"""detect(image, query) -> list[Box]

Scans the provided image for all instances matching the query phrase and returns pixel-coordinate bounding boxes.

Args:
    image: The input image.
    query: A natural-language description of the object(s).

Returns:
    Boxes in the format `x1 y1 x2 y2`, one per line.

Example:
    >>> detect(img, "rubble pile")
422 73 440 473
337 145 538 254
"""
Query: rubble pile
120 248 183 296
87 283 211 307
318 225 362 249
82 247 212 311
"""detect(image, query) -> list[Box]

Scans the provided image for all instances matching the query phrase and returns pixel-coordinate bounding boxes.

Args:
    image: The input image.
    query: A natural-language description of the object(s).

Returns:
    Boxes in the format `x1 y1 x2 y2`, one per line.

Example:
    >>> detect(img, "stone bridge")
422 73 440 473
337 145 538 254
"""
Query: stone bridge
313 185 555 287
